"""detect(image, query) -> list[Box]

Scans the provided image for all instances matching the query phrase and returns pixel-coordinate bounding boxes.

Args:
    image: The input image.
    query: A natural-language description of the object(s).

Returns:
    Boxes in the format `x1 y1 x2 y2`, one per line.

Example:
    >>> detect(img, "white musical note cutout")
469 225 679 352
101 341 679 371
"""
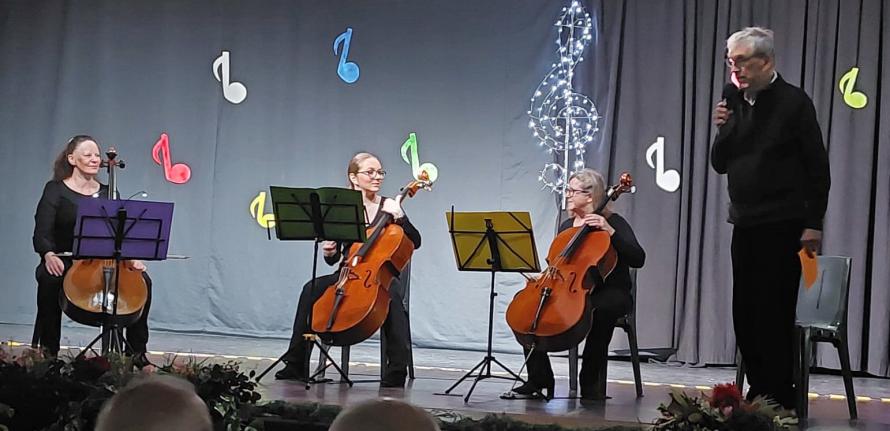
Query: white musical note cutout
645 136 680 193
212 51 248 104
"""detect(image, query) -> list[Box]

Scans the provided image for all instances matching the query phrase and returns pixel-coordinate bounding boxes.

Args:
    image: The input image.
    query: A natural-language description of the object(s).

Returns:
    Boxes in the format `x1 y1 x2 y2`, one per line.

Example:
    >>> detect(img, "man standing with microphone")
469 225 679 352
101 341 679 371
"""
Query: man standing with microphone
710 27 830 412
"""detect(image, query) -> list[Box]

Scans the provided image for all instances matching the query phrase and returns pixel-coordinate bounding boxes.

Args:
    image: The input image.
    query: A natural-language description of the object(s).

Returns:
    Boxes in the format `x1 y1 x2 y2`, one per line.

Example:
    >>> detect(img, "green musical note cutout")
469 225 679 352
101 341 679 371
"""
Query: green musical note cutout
400 133 439 183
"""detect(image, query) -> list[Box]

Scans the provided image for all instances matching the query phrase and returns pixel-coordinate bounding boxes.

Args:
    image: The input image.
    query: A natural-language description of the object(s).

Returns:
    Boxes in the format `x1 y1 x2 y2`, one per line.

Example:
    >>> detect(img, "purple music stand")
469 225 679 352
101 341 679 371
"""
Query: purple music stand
70 198 174 357
72 198 174 261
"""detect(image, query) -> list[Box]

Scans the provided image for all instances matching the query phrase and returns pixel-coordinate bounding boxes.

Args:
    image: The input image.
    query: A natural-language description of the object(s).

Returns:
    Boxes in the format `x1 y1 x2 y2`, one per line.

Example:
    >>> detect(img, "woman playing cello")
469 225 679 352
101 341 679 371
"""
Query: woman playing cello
503 168 644 400
275 152 421 388
32 135 153 366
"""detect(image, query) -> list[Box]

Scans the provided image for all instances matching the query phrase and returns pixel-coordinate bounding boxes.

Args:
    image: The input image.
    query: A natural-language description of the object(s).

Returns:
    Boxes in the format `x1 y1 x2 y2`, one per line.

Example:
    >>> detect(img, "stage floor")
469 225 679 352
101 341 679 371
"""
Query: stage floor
2 323 889 430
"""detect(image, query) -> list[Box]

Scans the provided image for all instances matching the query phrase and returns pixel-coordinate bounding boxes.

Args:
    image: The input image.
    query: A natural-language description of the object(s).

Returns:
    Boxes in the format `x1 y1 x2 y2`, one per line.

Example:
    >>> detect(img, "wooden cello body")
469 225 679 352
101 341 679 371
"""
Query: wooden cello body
311 224 415 346
505 173 634 352
61 148 148 328
62 260 147 327
311 175 432 346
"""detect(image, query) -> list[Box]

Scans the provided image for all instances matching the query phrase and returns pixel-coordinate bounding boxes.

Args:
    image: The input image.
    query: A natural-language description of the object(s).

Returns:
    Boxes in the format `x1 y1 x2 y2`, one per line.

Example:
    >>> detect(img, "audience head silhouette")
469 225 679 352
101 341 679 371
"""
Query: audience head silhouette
329 399 440 431
95 374 212 431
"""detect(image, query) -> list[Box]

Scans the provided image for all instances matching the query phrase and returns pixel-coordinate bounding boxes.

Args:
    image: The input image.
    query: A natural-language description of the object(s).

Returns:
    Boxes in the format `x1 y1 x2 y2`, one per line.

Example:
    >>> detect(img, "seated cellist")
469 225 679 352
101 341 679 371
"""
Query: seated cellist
32 135 153 366
275 152 421 388
502 168 645 400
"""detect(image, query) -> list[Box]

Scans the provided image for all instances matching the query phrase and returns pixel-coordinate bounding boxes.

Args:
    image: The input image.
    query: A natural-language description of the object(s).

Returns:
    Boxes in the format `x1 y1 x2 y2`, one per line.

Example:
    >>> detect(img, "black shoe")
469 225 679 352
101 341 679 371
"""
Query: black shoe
132 352 152 369
380 370 407 388
275 364 307 381
380 378 406 388
500 382 553 400
580 393 610 401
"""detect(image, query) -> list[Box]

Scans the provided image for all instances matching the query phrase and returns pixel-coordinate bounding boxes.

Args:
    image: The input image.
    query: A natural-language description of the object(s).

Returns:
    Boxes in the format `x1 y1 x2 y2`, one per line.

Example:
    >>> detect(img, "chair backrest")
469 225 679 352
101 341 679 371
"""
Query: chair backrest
627 267 638 318
400 260 411 312
796 256 852 329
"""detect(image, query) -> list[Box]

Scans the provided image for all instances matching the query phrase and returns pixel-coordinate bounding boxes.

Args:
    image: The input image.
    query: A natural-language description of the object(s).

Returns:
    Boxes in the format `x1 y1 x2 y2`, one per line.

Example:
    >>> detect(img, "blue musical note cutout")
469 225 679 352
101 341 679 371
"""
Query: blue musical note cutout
333 27 360 84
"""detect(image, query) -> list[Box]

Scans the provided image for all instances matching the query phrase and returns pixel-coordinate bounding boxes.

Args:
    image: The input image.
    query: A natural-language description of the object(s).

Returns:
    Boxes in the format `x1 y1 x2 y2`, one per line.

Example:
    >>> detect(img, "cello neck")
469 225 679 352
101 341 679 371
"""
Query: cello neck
349 175 432 263
558 191 611 259
557 173 635 259
355 202 394 258
104 147 120 200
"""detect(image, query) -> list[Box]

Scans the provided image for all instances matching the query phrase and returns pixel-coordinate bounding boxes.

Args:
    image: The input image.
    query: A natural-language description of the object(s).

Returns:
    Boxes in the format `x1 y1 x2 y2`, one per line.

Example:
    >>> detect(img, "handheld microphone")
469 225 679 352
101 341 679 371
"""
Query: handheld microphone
721 83 741 108
719 83 741 133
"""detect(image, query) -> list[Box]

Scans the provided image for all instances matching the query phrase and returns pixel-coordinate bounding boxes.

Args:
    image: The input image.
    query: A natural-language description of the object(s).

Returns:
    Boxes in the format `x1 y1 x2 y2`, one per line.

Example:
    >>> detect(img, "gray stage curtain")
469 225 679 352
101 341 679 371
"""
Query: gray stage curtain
582 0 889 376
0 0 886 377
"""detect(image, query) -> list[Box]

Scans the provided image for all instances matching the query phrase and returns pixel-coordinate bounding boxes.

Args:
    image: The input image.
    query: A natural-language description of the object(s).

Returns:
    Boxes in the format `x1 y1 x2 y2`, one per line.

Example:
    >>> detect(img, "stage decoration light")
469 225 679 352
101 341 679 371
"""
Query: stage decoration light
528 1 598 207
249 191 276 229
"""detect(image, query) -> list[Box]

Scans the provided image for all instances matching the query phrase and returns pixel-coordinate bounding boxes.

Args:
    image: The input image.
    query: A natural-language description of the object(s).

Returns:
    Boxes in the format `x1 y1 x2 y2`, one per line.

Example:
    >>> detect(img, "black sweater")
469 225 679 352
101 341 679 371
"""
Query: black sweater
558 213 645 292
710 75 830 229
324 196 422 267
33 180 108 258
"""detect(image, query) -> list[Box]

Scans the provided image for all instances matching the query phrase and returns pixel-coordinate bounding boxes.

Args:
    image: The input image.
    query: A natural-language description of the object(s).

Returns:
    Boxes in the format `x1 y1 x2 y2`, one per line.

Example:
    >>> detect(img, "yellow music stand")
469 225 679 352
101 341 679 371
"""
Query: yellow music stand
439 209 541 402
447 210 540 273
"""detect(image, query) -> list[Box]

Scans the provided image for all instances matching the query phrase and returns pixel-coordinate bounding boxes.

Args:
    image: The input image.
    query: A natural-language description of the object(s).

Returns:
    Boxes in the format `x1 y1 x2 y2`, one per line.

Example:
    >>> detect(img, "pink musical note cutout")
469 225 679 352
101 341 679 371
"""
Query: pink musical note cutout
151 133 191 184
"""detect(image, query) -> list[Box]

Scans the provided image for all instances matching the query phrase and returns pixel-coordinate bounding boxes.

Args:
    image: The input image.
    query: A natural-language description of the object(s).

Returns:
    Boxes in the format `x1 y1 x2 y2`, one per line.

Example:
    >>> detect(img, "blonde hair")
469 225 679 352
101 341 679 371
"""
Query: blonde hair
346 152 379 189
568 168 611 215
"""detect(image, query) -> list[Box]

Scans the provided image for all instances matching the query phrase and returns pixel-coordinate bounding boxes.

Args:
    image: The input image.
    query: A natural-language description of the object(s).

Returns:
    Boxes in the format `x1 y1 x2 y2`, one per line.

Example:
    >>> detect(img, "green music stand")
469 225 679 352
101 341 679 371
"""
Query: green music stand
256 186 366 387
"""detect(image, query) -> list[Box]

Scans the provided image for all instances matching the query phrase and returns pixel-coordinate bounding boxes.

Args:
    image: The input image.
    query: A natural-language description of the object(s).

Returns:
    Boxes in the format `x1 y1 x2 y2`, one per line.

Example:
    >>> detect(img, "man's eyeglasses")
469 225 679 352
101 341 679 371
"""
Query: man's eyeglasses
356 170 386 179
565 187 590 196
725 54 763 69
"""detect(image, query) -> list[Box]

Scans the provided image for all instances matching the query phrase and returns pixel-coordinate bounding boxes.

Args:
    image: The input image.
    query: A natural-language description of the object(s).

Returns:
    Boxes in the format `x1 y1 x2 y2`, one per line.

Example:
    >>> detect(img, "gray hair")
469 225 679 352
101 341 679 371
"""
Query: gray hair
568 168 611 215
727 27 775 58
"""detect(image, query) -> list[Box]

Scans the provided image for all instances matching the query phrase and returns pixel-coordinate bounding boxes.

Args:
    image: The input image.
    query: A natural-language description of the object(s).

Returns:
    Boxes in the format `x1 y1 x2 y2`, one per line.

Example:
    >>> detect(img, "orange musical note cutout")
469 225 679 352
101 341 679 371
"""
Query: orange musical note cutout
249 191 276 229
799 248 819 290
151 133 192 184
838 67 868 109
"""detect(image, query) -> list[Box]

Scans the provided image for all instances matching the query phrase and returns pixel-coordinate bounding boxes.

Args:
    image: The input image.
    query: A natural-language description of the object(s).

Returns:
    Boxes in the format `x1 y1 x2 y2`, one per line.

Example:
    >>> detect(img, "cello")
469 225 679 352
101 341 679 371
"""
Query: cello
311 174 432 346
61 148 148 328
505 173 634 352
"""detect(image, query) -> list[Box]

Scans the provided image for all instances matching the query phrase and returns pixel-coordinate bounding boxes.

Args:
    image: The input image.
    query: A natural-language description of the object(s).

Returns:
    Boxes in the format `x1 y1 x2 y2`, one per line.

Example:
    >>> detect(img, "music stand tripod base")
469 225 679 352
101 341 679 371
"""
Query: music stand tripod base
255 186 365 387
439 210 541 402
69 198 173 360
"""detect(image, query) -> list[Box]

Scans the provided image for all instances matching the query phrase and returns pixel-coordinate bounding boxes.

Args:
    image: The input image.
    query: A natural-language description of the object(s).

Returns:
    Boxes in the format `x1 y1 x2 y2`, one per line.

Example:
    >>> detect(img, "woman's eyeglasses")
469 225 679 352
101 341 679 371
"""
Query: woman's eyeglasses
356 169 386 179
565 187 590 196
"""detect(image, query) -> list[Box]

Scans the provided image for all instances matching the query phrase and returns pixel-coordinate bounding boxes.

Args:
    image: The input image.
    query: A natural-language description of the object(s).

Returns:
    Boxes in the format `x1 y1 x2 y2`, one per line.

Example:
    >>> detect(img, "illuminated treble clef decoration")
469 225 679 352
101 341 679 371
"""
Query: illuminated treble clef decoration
528 1 599 208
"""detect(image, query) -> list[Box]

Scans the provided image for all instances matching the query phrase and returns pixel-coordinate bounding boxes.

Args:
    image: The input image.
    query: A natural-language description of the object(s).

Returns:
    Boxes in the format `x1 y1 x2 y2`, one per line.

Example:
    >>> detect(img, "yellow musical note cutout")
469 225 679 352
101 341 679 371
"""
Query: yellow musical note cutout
400 133 439 183
839 67 868 109
249 191 276 229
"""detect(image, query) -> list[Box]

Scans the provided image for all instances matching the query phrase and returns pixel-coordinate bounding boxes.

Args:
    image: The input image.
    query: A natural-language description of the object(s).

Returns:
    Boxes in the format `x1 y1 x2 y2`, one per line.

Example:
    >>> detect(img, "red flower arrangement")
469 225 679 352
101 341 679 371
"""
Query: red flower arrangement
653 382 795 431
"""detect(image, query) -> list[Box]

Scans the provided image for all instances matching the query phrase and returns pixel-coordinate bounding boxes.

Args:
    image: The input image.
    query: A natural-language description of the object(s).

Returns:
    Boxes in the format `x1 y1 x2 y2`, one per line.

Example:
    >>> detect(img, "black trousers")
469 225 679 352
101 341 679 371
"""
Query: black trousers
283 273 411 382
524 286 631 397
34 258 153 355
732 219 803 409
